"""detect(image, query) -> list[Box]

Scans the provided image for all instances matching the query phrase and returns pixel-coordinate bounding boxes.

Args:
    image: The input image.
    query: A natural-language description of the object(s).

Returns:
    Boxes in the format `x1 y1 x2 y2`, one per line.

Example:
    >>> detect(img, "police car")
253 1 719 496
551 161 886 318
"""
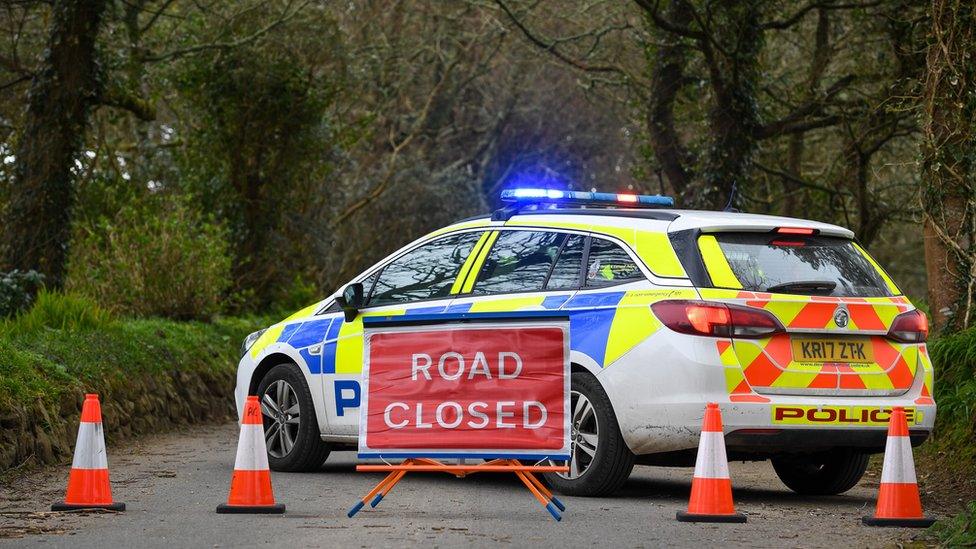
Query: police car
236 189 935 497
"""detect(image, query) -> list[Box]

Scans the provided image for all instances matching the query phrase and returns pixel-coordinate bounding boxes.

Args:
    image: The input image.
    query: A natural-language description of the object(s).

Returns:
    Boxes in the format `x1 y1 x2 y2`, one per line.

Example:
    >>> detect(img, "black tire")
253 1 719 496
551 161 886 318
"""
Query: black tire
256 364 331 472
771 449 869 495
544 372 635 497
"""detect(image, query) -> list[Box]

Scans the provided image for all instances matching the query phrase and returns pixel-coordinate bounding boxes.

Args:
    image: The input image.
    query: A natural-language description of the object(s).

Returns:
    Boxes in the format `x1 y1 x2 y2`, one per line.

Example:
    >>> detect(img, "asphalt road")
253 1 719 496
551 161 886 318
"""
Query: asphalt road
1 423 927 548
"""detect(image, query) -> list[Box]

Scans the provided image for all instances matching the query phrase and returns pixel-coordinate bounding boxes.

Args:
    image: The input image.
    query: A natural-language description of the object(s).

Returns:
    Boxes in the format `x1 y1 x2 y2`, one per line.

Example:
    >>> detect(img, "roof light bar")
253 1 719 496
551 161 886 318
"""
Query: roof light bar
500 188 674 208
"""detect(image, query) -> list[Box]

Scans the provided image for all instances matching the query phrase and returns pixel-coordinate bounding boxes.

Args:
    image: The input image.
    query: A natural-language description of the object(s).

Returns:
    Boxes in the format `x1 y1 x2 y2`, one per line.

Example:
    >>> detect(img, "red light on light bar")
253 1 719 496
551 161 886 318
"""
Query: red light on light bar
617 194 638 203
776 227 815 235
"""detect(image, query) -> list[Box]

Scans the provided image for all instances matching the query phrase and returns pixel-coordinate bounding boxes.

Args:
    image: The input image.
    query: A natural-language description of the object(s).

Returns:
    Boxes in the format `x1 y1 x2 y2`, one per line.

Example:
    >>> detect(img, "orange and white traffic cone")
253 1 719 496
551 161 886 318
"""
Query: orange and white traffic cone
862 406 934 527
676 402 746 523
52 394 125 511
216 395 285 514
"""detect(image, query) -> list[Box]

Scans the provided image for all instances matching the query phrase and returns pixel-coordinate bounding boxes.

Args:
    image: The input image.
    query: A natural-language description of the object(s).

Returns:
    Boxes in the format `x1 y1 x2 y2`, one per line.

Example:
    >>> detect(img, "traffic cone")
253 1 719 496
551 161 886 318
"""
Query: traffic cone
52 394 125 511
676 402 746 523
216 395 285 514
862 406 934 527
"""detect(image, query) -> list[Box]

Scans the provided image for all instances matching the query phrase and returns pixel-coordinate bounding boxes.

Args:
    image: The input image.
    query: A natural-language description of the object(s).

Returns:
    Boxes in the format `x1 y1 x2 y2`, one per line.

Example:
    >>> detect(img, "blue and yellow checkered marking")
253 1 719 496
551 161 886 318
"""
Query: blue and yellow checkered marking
262 288 694 375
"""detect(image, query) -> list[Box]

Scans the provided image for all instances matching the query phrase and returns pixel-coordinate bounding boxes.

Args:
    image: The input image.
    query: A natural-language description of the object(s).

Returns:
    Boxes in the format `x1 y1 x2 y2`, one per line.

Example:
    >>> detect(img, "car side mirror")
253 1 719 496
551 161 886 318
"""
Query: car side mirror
335 282 364 322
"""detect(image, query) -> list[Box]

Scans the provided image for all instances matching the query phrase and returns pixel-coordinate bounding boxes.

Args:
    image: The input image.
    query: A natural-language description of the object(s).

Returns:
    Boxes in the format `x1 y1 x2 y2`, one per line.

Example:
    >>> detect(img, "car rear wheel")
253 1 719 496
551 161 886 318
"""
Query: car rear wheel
544 372 634 497
771 449 869 495
257 364 331 472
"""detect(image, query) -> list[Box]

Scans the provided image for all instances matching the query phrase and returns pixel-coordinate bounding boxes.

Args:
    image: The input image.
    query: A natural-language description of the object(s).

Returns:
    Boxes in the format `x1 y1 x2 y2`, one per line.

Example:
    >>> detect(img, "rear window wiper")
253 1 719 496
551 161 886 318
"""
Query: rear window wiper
765 280 837 295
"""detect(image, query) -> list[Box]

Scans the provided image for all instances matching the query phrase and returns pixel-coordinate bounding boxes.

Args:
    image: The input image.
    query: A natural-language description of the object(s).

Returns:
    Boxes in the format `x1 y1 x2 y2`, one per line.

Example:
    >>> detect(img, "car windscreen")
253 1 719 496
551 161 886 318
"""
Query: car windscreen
706 232 894 297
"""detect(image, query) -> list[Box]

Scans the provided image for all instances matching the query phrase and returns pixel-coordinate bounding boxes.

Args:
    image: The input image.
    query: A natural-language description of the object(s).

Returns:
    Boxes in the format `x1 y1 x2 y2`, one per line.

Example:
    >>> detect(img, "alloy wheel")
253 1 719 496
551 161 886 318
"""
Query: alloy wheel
260 380 301 458
551 389 599 479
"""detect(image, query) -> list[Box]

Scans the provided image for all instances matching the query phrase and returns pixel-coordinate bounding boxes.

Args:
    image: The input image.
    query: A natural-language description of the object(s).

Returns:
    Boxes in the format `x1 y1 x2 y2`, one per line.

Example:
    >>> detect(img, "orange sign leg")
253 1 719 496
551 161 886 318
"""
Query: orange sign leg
348 459 568 521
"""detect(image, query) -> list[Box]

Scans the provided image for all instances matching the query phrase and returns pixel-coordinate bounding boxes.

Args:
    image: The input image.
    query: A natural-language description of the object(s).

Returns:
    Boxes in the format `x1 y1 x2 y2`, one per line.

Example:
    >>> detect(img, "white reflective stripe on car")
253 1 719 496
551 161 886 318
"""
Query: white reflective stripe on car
71 422 108 470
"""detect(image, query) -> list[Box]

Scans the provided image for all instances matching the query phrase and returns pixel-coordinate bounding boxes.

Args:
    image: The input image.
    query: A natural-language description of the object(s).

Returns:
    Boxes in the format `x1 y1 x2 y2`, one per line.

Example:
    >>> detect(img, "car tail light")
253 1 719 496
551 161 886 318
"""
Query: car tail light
775 227 816 235
651 300 784 339
887 310 928 343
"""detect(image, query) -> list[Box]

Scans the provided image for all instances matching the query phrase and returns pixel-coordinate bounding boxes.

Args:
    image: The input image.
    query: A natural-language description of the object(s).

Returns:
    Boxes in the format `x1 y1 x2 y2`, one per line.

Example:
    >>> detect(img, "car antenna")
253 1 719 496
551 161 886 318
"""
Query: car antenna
723 182 740 213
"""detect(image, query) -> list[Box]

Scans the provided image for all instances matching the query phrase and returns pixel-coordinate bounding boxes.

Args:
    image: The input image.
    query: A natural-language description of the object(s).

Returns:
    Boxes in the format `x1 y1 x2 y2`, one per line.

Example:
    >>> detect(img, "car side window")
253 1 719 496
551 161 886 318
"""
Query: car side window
368 232 483 306
545 234 585 290
585 237 644 288
471 231 565 295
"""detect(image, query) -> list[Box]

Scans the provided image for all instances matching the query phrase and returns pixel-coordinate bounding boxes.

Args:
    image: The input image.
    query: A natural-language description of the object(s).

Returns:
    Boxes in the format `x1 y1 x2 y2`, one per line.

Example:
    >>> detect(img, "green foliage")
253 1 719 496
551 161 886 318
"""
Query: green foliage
65 199 232 320
931 501 976 545
0 307 269 421
929 327 976 464
270 276 321 317
0 269 45 317
1 291 111 337
174 39 342 308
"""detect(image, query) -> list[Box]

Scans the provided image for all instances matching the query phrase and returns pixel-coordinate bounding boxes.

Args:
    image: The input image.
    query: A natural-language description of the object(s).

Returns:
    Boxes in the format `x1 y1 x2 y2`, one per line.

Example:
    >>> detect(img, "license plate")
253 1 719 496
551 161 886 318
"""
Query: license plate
791 337 873 363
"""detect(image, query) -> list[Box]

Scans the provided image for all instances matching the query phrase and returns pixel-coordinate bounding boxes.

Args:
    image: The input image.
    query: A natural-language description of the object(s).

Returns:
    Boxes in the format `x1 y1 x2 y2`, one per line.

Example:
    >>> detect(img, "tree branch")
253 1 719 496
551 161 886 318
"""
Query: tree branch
139 0 310 63
632 0 705 39
493 0 627 74
97 83 156 121
762 0 884 30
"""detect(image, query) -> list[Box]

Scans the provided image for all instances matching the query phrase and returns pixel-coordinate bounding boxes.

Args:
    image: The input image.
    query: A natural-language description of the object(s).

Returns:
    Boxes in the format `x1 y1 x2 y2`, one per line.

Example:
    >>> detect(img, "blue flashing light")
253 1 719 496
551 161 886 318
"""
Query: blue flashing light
509 188 565 200
500 188 674 208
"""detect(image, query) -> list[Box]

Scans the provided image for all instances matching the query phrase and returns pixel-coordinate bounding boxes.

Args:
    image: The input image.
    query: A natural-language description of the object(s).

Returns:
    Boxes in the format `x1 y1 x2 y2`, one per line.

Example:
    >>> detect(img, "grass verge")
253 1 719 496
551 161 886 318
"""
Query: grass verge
0 292 271 472
914 327 976 542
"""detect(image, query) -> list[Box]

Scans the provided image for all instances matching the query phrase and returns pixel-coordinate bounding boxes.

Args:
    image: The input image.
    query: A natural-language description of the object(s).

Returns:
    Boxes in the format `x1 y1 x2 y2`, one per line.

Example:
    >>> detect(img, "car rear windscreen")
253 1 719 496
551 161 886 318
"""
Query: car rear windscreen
708 233 894 297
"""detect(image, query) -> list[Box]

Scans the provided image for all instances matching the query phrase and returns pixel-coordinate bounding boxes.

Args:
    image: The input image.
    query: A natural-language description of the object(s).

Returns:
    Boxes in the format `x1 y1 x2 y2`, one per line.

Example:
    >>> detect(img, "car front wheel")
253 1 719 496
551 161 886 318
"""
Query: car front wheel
771 449 869 495
256 363 331 472
544 372 634 497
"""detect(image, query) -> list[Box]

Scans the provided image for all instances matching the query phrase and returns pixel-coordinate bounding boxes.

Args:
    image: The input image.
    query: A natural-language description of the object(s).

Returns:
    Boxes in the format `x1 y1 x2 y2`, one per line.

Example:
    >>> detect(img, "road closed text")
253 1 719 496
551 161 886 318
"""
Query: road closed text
360 325 569 455
380 351 548 430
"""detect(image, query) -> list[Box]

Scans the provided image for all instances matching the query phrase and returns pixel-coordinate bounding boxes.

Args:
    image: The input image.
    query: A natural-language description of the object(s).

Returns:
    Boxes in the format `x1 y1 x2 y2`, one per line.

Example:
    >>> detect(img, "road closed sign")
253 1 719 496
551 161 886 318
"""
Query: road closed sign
358 315 570 460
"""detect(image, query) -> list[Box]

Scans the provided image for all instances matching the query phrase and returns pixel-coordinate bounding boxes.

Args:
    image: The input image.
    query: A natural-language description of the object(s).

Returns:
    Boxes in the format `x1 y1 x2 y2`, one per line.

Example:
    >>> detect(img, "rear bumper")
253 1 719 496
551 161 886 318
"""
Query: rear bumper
725 427 930 455
597 330 936 456
613 398 935 455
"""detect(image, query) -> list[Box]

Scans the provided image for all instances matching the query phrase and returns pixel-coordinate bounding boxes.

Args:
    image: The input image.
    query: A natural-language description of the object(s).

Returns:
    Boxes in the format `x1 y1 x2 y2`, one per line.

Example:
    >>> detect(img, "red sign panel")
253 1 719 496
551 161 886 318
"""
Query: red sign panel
359 321 570 459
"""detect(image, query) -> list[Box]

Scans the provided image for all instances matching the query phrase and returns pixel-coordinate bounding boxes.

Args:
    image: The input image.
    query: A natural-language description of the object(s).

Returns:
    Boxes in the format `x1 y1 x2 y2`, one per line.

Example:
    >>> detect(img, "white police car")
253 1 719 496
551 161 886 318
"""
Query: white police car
237 189 935 496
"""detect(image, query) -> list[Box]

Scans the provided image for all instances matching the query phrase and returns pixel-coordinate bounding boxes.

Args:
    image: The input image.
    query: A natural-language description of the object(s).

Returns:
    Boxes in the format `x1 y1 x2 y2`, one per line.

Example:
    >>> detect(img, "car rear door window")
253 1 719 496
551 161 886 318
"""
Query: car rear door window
369 232 483 306
708 233 893 297
585 237 644 287
472 231 565 295
545 234 585 290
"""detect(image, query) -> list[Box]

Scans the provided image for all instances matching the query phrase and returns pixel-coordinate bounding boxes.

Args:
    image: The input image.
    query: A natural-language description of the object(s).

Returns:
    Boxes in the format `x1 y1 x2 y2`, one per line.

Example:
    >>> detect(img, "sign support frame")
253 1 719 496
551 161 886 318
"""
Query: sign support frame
348 312 572 521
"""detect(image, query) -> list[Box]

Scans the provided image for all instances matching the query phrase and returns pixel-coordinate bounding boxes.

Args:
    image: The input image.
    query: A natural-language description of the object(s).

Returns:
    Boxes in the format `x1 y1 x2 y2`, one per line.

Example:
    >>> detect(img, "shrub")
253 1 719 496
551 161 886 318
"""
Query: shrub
65 200 232 320
0 269 45 317
930 327 976 458
1 291 111 336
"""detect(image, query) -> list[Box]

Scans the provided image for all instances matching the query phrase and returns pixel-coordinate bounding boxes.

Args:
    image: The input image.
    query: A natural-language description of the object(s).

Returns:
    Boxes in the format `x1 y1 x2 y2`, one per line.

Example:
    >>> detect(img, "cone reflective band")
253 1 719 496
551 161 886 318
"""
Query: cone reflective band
676 403 746 523
216 395 285 514
862 406 934 527
52 394 125 511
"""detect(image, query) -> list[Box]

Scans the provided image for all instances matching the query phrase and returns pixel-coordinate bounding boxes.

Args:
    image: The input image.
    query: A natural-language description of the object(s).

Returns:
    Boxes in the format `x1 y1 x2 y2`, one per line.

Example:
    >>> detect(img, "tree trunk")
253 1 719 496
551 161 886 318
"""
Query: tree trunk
921 0 976 332
0 0 108 284
698 1 764 210
644 2 694 199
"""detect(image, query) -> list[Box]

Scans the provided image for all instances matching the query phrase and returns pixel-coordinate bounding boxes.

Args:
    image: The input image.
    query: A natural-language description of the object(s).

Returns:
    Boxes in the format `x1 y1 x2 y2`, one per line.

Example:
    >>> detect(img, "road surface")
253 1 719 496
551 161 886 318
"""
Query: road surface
0 423 927 548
